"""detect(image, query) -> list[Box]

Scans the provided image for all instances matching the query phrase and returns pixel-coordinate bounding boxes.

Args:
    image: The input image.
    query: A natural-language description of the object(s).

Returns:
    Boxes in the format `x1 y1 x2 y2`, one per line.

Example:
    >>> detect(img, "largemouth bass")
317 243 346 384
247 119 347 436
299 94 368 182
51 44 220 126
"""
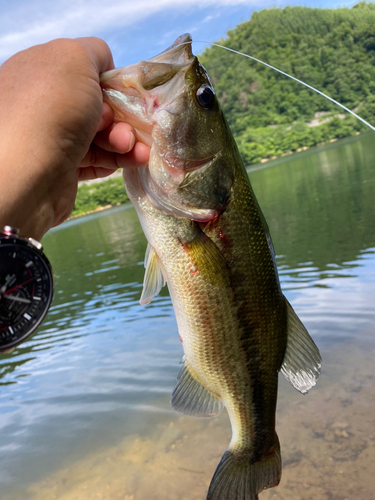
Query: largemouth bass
100 34 321 500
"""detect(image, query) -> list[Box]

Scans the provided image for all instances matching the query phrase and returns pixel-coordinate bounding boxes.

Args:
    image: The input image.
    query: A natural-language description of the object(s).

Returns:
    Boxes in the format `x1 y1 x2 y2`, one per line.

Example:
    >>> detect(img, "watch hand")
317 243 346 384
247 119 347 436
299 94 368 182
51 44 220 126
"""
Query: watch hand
2 278 34 296
0 275 15 294
3 295 32 304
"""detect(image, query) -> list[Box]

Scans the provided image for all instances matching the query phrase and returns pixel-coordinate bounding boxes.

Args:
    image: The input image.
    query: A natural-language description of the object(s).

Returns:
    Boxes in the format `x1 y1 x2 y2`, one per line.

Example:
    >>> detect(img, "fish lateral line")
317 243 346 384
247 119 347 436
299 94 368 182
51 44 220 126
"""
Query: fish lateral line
178 40 375 133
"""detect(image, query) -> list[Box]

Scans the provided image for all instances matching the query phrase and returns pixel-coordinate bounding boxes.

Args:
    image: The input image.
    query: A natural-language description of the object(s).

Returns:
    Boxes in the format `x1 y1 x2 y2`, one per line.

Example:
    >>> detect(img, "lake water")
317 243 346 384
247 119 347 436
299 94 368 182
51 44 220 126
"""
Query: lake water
1 133 375 500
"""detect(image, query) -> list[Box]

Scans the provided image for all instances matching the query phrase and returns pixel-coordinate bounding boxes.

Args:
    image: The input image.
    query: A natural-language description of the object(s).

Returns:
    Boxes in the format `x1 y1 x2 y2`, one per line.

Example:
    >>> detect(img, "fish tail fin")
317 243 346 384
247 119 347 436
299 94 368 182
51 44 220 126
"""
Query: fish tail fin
207 437 281 500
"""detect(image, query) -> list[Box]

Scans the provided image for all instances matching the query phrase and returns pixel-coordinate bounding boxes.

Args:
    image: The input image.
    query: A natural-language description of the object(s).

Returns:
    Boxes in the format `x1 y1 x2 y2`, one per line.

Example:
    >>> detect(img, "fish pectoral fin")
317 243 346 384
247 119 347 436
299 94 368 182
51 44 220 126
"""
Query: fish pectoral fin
140 244 167 305
281 297 322 394
181 229 230 288
171 360 223 418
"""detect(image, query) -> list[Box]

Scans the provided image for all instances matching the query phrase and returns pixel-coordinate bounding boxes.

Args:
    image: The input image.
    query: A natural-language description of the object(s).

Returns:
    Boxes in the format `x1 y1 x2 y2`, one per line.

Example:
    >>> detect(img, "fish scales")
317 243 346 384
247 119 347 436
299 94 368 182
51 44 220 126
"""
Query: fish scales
101 33 321 500
202 148 286 454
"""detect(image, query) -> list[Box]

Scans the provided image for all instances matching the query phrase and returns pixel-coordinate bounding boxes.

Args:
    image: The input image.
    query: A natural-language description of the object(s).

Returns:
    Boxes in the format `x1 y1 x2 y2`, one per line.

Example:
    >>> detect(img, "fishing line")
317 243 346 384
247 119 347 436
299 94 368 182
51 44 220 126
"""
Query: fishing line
188 40 375 132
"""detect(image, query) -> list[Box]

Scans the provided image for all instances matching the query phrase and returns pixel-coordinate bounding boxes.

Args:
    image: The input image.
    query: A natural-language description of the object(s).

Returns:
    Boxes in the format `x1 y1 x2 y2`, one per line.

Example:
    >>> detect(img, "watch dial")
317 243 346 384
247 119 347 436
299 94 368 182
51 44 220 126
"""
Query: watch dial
0 240 53 350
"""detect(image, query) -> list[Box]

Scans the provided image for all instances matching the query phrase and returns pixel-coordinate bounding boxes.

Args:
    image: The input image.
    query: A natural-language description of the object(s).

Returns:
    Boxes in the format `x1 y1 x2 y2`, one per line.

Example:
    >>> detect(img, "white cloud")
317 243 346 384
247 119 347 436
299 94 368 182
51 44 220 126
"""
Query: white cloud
0 0 355 64
0 0 255 62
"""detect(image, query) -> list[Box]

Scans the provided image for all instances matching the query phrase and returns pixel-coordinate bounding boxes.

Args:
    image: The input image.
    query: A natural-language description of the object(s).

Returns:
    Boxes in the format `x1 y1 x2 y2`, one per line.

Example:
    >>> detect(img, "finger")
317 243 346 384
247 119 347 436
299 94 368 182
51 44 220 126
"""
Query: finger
77 166 118 182
94 122 136 153
97 102 114 132
80 144 120 170
75 37 115 74
116 142 150 168
80 141 150 171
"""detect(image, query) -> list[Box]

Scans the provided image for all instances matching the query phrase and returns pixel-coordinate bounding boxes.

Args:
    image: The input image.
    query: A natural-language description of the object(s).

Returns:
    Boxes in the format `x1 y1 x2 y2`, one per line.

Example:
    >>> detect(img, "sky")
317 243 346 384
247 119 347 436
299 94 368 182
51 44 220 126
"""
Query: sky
0 0 363 67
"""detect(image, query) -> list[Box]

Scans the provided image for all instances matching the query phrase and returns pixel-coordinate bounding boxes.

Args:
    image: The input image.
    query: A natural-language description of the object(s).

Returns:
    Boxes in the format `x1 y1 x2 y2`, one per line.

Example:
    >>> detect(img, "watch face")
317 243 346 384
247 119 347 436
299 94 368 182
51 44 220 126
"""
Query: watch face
0 237 53 351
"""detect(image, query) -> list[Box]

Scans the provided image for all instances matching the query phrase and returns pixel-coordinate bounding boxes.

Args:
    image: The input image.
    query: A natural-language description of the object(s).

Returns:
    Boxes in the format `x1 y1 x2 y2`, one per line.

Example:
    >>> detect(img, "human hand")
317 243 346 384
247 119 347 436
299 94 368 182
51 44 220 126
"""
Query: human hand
0 37 150 240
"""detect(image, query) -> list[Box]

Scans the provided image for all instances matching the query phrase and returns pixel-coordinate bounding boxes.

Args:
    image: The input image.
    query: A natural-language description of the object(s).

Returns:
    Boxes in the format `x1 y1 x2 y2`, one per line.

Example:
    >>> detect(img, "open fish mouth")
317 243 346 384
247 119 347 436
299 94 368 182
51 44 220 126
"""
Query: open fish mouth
100 34 196 148
100 33 193 84
100 33 194 94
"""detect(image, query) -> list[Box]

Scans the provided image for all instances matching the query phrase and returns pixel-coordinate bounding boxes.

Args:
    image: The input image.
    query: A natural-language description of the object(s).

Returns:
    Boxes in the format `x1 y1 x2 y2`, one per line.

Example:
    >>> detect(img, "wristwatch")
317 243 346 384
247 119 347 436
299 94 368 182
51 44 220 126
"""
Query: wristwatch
0 226 54 352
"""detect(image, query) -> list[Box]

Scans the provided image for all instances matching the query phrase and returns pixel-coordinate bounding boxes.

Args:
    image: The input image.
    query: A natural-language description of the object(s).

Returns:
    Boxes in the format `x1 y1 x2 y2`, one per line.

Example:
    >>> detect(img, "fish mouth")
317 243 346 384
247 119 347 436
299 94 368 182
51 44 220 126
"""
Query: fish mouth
100 33 194 90
100 34 195 146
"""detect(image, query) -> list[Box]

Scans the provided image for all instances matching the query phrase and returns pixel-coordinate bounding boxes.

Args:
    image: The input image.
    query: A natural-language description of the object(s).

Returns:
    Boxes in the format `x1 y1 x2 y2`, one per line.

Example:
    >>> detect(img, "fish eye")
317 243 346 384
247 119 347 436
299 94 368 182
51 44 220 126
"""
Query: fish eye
196 85 215 110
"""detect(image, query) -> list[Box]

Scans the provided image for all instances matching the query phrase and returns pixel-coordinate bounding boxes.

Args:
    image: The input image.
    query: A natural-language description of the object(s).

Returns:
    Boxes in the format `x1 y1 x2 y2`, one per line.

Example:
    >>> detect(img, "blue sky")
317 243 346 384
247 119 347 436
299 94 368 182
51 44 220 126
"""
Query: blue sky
0 0 363 66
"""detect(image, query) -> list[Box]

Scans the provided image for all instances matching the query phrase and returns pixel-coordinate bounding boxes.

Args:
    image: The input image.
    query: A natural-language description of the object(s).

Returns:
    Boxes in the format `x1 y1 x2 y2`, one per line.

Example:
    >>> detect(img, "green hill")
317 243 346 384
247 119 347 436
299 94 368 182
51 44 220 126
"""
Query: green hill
199 1 375 164
73 3 375 217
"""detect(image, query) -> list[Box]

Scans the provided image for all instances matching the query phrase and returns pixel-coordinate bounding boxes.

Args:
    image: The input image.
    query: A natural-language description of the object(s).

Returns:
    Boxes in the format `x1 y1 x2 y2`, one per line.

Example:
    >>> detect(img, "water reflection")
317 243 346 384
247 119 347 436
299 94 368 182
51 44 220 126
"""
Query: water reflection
251 133 375 274
0 133 375 498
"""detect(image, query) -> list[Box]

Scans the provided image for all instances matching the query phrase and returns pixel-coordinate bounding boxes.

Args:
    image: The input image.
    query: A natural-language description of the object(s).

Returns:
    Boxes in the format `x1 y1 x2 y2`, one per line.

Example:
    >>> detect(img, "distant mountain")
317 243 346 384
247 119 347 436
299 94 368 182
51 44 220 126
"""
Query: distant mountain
200 2 375 164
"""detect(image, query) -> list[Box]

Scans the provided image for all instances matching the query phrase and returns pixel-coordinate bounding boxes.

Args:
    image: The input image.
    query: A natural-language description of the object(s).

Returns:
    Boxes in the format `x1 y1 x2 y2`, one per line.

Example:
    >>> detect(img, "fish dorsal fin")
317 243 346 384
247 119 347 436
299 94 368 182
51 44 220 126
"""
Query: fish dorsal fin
171 359 223 418
281 298 322 394
140 244 167 305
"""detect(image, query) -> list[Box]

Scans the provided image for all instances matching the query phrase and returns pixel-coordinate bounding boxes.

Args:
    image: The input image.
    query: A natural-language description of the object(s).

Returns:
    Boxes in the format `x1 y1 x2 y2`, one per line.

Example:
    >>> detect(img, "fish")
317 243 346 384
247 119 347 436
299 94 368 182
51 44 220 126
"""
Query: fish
100 34 321 500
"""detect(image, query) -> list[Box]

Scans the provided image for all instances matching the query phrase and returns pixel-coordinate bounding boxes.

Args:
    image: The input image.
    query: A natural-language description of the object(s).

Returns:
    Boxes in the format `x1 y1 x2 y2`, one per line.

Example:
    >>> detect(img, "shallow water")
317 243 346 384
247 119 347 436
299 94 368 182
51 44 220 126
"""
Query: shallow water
1 133 375 499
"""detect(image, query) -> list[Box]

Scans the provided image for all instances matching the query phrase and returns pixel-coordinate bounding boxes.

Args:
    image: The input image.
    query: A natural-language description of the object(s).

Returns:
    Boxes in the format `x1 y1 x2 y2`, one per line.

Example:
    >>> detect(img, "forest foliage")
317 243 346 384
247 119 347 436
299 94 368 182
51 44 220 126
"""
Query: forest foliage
199 1 375 164
72 176 129 217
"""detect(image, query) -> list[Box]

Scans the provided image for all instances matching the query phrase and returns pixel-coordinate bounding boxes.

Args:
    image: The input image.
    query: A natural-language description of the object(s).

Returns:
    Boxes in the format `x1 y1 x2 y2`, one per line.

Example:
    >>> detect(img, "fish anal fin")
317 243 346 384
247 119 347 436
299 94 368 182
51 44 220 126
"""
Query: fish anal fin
207 437 281 500
281 297 322 394
171 360 223 418
140 244 167 305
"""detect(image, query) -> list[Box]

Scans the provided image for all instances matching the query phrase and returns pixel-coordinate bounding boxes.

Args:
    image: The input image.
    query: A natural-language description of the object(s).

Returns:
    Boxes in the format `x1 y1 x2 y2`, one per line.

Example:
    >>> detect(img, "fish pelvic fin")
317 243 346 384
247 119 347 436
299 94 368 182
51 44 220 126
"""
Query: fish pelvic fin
171 359 223 418
281 297 322 394
140 244 167 305
207 437 281 500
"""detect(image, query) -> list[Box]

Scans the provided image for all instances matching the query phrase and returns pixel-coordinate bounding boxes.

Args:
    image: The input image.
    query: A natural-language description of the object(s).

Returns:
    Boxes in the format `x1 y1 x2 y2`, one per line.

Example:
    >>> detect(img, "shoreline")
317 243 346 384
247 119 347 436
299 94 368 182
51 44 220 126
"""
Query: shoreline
257 131 360 165
69 131 362 221
67 203 119 221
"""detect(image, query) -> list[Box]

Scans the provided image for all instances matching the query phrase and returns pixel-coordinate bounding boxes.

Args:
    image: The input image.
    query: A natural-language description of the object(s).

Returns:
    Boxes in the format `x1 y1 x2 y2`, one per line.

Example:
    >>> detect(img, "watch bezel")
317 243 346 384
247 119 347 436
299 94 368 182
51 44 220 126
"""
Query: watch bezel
0 232 54 351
